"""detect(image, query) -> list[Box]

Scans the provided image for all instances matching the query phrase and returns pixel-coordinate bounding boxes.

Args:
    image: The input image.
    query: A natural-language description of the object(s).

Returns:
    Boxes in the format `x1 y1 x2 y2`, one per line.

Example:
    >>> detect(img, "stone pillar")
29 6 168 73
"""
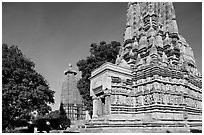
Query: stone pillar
97 97 102 116
102 97 105 116
105 95 111 115
104 88 111 115
92 96 98 118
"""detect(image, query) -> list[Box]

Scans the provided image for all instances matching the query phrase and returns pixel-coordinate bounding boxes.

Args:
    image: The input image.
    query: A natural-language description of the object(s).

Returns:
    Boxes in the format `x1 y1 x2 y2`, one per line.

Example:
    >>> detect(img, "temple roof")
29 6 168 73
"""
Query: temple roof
115 2 199 77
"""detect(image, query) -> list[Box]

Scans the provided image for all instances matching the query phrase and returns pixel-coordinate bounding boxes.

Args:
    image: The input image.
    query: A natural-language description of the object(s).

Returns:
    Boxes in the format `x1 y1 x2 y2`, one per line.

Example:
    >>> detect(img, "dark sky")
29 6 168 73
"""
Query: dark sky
2 2 202 110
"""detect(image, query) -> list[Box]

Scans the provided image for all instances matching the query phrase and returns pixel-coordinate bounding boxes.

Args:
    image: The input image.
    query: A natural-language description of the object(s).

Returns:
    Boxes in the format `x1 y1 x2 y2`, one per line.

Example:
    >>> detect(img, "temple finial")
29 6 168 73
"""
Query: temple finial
68 64 72 70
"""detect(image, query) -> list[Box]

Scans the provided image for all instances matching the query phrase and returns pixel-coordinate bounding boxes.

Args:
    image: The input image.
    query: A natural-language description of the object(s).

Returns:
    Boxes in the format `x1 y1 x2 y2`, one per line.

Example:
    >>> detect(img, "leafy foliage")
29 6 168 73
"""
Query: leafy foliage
44 110 60 119
2 44 55 130
59 102 71 129
34 103 71 131
59 102 66 117
76 41 121 114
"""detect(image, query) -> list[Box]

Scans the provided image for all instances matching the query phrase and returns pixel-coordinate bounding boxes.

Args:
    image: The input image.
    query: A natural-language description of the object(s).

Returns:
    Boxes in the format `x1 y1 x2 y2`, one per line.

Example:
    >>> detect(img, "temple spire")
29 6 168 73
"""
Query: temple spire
116 2 199 77
123 2 179 43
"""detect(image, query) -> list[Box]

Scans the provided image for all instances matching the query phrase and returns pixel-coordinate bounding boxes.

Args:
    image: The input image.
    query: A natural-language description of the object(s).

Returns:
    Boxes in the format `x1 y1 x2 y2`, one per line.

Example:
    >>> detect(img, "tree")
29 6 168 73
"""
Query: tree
59 102 66 117
76 41 121 113
2 44 55 130
59 102 71 129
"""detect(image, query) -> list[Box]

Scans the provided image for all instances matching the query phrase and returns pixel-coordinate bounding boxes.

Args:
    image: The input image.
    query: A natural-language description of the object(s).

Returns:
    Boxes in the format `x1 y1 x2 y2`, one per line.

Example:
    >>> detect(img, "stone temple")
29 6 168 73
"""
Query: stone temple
61 64 85 121
84 2 202 133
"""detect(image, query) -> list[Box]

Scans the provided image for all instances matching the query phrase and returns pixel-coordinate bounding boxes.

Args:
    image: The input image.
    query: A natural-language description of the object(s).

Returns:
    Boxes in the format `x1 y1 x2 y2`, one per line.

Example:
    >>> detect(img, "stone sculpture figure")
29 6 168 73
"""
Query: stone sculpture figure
162 52 168 66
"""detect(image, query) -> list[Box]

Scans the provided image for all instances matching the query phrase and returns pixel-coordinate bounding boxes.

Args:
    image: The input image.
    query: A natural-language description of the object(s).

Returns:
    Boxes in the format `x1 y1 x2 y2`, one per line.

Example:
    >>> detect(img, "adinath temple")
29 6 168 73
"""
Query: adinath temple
61 64 85 121
85 2 202 133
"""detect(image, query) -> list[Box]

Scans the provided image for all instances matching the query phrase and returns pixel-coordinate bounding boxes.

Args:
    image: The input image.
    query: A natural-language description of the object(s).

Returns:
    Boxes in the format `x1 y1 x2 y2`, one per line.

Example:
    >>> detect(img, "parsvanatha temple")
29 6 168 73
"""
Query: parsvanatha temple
86 2 202 133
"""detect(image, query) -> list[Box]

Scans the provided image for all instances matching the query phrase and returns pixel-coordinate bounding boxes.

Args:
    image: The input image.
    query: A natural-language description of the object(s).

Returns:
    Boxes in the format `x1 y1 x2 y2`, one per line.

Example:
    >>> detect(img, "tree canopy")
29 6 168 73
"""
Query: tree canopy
35 103 70 130
2 44 55 130
76 41 121 114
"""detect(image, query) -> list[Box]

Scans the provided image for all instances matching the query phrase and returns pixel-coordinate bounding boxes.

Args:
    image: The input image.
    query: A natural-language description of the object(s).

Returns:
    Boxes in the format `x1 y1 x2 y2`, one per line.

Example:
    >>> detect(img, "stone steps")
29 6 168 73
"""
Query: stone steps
80 126 190 133
63 120 88 133
84 118 202 133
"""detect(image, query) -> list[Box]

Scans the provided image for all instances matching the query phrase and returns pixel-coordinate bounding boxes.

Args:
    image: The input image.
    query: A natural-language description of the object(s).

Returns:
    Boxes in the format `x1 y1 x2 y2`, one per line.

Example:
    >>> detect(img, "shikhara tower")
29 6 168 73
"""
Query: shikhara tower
61 64 85 121
117 2 198 70
86 2 202 133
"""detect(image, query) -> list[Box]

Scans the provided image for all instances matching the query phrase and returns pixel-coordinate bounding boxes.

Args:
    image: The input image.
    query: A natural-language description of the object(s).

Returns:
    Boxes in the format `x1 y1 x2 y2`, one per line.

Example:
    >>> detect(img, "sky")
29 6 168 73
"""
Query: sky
2 2 202 111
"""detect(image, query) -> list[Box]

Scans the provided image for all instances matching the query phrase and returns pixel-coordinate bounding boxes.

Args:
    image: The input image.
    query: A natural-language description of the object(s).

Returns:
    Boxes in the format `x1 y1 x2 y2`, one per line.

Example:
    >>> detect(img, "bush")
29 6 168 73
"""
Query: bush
34 117 51 133
49 118 61 129
14 119 29 127
34 112 71 131
60 116 71 130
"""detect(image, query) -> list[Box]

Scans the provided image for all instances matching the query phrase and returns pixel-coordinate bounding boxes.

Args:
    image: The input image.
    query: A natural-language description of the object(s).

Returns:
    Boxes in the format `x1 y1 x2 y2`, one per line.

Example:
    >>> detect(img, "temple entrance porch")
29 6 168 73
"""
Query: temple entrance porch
92 91 111 118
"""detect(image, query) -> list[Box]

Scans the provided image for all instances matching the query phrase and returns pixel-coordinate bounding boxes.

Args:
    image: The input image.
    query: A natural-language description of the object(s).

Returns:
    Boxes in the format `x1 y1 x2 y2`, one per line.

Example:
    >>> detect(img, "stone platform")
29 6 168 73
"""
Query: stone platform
82 112 202 133
81 126 190 133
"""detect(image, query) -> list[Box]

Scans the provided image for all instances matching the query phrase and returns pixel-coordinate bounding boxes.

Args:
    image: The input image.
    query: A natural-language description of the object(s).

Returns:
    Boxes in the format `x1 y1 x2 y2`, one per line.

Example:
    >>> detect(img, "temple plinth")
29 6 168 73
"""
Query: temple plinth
84 2 202 133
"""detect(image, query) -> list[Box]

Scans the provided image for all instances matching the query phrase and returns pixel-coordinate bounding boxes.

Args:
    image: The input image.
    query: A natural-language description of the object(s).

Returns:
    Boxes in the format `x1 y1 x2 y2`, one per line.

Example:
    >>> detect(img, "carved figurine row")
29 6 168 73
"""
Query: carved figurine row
110 93 202 109
133 67 201 89
133 82 201 99
110 75 201 99
111 75 185 85
134 75 201 91
111 76 133 87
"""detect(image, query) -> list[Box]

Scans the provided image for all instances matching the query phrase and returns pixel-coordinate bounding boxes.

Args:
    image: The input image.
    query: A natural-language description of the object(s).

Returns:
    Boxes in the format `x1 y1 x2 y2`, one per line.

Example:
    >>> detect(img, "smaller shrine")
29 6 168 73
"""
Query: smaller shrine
61 64 85 121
